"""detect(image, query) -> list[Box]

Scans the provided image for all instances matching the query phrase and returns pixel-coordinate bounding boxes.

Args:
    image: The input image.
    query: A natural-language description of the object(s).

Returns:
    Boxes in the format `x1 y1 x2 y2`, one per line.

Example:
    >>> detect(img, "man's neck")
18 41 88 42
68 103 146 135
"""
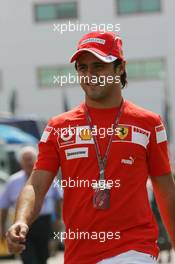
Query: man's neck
85 95 123 109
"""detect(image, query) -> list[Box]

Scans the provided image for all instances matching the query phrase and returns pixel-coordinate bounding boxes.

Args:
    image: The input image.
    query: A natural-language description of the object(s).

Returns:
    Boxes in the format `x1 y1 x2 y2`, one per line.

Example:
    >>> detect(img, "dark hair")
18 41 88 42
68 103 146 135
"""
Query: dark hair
75 62 78 71
113 59 127 89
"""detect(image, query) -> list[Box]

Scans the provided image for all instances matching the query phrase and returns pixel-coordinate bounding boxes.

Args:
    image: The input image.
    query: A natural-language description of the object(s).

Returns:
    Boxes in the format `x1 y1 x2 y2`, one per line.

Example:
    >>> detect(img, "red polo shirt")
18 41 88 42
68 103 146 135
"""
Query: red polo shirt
34 100 171 264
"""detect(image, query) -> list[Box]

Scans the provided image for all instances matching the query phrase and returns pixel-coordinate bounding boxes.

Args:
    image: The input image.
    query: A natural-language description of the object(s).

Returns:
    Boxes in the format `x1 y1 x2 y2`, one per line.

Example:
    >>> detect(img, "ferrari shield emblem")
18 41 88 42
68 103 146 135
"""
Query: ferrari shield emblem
115 127 129 140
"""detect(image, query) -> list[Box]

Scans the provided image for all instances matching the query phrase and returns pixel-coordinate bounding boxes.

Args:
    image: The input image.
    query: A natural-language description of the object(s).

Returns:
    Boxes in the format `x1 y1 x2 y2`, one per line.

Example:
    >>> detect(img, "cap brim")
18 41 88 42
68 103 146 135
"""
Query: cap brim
70 48 117 63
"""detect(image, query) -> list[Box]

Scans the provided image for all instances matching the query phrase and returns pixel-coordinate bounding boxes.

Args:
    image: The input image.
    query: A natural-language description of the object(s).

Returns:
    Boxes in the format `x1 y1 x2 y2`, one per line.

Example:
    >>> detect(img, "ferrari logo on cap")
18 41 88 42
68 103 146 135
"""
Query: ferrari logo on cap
115 127 128 139
81 38 105 45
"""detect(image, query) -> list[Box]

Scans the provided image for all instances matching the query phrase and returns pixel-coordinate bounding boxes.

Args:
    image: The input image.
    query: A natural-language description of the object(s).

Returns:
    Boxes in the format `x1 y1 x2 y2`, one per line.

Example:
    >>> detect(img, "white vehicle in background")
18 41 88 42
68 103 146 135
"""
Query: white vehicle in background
0 114 46 179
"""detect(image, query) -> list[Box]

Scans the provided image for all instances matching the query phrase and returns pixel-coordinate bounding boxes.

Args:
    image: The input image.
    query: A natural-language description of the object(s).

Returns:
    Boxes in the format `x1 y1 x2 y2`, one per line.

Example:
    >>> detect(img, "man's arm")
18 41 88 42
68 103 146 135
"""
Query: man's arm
14 169 55 225
151 172 175 248
6 169 55 254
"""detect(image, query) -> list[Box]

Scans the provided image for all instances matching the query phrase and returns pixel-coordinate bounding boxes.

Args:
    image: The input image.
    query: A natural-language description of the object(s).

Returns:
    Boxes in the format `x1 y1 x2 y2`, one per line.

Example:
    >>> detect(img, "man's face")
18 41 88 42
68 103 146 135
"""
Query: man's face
76 52 121 101
20 152 36 177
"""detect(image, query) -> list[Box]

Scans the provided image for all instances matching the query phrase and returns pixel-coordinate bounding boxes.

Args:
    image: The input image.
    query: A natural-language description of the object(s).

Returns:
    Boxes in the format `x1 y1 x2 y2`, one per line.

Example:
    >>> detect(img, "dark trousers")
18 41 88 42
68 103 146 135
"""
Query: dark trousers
21 214 52 264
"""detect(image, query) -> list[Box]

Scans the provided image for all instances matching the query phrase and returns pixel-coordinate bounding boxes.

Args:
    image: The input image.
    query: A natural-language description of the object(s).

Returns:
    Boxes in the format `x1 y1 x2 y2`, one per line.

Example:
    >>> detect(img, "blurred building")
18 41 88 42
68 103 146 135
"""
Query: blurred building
0 0 174 154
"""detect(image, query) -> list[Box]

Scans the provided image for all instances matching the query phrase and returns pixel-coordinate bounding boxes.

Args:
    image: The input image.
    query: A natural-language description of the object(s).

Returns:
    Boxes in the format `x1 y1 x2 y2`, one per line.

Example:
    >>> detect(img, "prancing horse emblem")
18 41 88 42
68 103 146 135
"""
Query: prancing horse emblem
115 127 128 139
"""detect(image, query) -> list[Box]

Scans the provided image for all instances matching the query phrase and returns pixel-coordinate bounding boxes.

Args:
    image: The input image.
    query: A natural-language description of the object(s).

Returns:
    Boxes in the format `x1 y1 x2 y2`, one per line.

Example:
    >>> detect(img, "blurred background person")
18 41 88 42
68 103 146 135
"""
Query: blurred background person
0 146 63 264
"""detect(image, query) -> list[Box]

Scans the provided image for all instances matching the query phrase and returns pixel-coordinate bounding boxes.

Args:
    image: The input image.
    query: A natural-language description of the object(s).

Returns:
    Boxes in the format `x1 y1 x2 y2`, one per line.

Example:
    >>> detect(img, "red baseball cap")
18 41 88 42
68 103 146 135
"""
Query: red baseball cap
70 31 124 63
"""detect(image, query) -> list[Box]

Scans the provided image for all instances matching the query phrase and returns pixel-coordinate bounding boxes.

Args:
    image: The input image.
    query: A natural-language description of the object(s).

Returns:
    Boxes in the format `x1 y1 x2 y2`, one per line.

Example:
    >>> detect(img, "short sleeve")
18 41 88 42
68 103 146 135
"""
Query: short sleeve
34 119 60 175
147 116 171 177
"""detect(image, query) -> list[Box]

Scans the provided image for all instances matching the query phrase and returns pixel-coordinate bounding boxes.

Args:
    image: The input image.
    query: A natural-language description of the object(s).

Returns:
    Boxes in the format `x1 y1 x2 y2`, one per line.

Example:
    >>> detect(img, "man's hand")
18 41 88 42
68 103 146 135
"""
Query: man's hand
6 222 29 254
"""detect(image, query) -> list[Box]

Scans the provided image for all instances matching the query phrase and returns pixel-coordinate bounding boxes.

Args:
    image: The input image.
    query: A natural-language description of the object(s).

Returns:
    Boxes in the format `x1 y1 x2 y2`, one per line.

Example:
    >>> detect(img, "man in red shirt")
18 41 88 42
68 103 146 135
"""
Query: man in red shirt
6 31 175 264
